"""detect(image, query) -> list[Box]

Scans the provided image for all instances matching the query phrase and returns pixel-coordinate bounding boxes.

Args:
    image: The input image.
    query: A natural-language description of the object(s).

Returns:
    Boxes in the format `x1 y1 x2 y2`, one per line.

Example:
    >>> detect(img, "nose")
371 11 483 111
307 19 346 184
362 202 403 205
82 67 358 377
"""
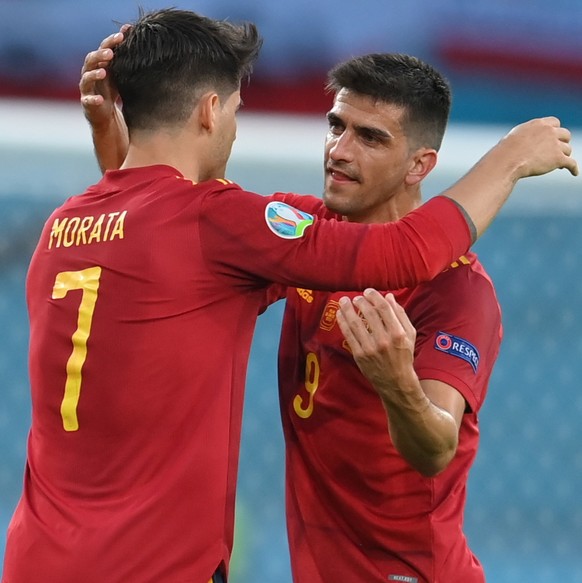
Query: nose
328 131 354 163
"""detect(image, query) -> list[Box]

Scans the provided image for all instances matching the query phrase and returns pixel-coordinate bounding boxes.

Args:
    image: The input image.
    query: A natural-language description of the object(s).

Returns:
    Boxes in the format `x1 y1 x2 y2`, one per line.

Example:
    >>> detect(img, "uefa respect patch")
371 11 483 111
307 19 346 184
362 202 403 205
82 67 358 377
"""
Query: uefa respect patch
264 201 314 239
434 331 480 373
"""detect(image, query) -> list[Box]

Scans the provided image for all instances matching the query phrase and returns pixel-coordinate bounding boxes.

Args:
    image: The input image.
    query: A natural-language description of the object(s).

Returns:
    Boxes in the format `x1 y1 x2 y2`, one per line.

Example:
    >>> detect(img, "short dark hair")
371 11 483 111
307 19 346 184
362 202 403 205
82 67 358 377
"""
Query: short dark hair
110 8 262 131
326 53 451 151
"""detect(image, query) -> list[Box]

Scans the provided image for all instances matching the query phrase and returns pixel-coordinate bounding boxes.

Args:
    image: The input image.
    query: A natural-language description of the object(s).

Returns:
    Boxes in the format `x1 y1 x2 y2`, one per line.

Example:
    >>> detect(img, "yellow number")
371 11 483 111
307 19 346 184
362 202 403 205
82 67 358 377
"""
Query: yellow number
293 352 320 419
52 267 102 431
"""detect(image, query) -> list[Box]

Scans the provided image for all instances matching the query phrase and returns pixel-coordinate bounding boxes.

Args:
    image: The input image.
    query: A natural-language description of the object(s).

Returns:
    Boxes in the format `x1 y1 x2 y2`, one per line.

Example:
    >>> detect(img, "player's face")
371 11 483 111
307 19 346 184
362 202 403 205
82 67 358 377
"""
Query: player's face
323 88 417 223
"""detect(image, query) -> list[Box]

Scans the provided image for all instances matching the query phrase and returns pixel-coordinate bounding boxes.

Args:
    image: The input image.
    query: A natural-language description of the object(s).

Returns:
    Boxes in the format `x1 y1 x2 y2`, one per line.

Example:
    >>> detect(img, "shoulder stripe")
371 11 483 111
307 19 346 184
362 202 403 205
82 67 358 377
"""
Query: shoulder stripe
449 255 471 269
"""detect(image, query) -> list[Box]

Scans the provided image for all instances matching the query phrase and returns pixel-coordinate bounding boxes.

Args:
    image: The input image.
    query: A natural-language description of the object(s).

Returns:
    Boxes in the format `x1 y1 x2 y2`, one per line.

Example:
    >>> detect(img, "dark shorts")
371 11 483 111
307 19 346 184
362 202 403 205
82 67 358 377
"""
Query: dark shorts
212 570 225 583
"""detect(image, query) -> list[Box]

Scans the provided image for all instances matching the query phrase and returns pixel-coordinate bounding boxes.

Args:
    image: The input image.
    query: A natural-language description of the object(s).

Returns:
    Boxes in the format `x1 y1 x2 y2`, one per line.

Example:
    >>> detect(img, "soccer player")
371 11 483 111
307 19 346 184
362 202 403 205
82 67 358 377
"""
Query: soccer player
277 54 501 583
4 9 575 583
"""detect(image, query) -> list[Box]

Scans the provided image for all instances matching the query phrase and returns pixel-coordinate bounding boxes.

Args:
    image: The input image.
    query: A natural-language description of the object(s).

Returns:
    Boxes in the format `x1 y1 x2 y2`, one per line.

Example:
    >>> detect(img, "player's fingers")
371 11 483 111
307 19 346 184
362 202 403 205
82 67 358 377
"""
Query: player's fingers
94 61 114 72
81 94 105 108
80 67 107 86
354 292 394 338
563 155 579 177
335 309 356 350
79 67 106 97
339 296 383 348
561 142 572 158
540 123 578 177
361 289 405 336
555 126 571 143
539 115 561 127
98 31 125 51
385 293 416 341
360 288 385 306
81 29 126 74
336 297 367 353
354 293 411 357
82 48 114 76
551 126 578 176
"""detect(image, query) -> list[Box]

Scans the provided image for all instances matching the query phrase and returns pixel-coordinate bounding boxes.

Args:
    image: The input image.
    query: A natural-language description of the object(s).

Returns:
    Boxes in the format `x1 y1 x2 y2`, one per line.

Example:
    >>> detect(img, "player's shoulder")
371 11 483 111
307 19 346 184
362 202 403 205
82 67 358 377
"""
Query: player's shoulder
441 252 491 281
209 177 241 190
413 252 501 332
431 251 497 299
192 177 254 209
195 177 243 194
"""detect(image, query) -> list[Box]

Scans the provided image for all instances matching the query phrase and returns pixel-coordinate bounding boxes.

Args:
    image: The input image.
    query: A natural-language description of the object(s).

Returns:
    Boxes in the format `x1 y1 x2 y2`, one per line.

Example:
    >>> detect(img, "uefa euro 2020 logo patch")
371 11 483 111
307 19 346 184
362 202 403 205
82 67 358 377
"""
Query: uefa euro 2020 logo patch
265 202 314 239
434 331 479 373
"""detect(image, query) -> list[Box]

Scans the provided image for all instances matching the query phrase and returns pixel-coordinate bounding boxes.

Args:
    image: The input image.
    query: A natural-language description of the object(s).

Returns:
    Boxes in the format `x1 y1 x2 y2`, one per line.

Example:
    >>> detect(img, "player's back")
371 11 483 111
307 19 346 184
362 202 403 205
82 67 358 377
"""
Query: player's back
3 166 258 583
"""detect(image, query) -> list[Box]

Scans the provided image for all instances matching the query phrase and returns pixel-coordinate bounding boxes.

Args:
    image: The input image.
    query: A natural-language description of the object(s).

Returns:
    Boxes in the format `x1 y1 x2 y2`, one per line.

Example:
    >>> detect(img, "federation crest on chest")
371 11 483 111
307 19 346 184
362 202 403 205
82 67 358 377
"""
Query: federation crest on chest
319 299 340 331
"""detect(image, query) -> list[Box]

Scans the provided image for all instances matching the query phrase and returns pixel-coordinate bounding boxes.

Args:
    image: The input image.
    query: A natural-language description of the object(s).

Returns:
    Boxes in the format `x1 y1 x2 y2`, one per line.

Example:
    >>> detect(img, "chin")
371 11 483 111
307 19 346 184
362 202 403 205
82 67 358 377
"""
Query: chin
322 193 346 216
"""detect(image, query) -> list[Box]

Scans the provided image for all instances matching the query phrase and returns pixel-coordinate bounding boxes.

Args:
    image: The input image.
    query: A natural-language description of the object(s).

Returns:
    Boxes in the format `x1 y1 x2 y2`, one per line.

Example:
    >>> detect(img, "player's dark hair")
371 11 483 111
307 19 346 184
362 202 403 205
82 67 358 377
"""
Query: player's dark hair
326 53 451 151
110 8 262 131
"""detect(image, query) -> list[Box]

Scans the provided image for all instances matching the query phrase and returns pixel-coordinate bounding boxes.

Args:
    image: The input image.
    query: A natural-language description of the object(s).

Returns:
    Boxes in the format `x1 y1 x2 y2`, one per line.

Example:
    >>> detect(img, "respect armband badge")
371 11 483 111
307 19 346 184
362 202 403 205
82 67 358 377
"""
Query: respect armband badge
264 201 314 239
434 331 480 373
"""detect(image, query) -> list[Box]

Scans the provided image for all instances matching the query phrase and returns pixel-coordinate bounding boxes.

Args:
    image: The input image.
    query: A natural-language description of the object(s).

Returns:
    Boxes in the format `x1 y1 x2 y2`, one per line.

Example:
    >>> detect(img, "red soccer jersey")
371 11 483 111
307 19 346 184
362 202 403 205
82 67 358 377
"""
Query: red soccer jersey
2 165 471 583
279 252 502 583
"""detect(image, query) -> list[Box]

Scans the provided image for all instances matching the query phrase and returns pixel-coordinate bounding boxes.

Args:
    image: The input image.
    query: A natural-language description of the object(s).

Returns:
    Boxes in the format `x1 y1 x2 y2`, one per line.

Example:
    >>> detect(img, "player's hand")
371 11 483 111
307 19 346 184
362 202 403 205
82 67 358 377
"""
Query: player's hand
79 26 129 130
336 289 417 393
500 117 578 178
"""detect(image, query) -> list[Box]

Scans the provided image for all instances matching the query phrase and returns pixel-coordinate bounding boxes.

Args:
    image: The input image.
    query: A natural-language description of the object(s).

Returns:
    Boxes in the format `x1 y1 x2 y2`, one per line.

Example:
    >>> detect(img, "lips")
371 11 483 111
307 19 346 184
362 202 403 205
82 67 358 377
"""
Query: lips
328 167 358 182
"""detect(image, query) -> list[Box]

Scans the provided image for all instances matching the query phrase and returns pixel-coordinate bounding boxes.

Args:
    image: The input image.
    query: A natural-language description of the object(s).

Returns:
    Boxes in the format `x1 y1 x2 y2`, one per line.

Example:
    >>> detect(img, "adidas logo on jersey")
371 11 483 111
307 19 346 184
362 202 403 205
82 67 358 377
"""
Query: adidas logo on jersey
296 288 314 303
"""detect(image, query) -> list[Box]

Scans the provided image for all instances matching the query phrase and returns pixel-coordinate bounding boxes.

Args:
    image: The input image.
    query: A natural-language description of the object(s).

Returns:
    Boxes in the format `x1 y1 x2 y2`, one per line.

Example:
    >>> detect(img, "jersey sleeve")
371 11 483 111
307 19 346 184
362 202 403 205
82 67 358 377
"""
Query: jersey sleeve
270 192 336 219
412 263 502 412
199 184 472 292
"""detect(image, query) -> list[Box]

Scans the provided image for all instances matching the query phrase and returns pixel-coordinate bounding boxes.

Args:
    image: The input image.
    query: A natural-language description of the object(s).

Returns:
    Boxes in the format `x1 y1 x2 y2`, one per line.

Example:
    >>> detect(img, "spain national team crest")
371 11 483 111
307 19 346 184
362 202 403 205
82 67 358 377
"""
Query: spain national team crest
265 202 314 239
320 300 340 331
434 331 480 373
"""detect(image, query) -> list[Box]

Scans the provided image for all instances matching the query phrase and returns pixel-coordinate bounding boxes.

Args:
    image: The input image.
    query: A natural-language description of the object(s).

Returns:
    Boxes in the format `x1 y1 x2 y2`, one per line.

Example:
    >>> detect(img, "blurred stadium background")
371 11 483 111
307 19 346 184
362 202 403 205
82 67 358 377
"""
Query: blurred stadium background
1 1 581 582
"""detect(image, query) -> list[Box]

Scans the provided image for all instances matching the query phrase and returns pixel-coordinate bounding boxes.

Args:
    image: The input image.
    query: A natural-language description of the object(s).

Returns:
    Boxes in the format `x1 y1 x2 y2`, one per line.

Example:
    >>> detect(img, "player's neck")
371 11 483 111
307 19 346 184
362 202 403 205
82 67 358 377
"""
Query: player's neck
121 132 202 183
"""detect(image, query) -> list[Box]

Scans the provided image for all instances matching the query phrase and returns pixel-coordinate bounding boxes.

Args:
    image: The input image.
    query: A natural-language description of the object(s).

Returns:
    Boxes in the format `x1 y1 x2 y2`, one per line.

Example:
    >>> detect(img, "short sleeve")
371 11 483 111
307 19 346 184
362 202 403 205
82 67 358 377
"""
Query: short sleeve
411 260 502 412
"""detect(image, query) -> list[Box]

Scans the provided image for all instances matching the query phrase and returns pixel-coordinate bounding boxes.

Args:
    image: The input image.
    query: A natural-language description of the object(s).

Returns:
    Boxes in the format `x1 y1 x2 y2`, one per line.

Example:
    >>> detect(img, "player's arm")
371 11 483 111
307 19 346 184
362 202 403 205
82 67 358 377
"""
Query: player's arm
336 289 464 477
79 29 130 172
440 116 577 240
80 31 578 228
80 33 577 241
271 192 337 219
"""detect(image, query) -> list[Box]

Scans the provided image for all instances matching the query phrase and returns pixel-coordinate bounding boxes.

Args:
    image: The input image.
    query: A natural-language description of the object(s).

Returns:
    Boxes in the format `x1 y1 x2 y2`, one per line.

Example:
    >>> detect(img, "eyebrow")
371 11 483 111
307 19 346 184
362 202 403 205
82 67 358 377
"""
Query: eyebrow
326 112 341 124
327 111 393 142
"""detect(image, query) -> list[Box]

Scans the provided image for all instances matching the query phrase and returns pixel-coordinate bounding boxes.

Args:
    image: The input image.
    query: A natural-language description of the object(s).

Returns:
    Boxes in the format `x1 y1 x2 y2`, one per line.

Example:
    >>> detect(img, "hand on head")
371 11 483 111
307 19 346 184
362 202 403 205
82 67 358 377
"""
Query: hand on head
79 26 130 127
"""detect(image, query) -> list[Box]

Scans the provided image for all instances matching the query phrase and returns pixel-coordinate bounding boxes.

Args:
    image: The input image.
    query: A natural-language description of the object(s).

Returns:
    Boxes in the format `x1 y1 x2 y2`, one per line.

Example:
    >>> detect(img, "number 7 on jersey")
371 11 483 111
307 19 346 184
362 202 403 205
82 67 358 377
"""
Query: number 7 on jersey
52 267 102 432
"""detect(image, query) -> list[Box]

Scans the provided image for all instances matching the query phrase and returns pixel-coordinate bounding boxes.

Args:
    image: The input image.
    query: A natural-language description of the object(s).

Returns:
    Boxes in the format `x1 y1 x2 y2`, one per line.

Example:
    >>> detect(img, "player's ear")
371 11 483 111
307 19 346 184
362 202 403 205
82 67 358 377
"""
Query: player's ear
198 92 220 132
405 148 438 186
